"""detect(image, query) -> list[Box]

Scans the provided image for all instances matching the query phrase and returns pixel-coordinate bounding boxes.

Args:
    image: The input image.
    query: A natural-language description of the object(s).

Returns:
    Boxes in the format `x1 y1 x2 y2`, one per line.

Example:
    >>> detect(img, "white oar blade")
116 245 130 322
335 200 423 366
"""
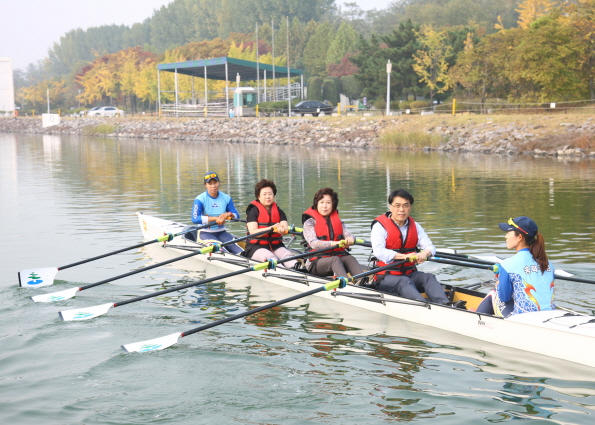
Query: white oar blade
59 303 114 321
472 255 503 264
31 287 80 303
18 267 59 288
555 269 574 277
121 332 182 353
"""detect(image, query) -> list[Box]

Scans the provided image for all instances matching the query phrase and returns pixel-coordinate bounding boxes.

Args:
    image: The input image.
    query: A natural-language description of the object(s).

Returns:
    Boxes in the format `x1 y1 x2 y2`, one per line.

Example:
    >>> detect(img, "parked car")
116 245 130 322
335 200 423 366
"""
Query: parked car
292 101 333 117
85 106 125 117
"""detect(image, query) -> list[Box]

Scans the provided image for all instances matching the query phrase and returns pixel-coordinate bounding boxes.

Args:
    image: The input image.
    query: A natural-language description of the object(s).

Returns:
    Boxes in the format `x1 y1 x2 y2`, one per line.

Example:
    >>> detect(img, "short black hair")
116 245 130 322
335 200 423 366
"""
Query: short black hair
312 187 339 211
388 188 414 205
254 179 277 198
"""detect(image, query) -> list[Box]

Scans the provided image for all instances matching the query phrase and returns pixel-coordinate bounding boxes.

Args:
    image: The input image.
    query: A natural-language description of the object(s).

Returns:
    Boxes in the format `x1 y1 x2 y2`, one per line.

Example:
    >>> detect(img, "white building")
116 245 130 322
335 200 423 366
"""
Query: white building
0 58 15 113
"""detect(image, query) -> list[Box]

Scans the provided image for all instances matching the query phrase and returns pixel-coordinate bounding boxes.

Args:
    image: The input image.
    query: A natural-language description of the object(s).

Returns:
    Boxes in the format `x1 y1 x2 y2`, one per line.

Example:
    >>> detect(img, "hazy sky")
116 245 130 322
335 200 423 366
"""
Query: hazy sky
0 0 392 70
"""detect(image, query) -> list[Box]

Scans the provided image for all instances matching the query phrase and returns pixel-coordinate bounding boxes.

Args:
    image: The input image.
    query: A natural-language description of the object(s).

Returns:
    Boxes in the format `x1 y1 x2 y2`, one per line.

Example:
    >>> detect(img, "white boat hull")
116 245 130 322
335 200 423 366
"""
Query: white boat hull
137 212 595 368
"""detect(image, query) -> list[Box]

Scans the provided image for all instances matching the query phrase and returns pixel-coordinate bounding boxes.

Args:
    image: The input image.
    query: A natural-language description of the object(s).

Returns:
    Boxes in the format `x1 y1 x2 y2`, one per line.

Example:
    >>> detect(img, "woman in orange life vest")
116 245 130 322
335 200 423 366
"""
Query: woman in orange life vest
302 187 364 279
370 188 449 304
244 179 297 268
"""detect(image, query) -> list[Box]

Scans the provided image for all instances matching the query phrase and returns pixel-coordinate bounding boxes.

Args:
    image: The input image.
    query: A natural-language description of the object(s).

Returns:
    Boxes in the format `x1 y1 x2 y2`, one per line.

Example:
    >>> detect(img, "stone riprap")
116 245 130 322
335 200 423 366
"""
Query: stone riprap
1 116 594 157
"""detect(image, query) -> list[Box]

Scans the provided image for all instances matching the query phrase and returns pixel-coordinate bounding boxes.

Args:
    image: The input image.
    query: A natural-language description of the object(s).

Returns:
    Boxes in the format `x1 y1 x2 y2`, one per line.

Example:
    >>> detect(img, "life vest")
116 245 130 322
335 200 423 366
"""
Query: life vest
371 213 419 276
302 207 347 261
247 200 283 246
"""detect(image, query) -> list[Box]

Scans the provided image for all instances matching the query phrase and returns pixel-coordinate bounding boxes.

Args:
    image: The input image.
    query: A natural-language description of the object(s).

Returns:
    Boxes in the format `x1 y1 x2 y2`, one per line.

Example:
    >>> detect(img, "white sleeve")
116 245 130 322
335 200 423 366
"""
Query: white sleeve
416 222 436 256
371 222 398 264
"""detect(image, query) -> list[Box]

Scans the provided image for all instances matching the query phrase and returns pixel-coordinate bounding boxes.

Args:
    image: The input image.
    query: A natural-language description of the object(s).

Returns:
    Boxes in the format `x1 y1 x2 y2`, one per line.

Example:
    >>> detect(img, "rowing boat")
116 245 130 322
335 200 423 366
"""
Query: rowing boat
137 212 595 368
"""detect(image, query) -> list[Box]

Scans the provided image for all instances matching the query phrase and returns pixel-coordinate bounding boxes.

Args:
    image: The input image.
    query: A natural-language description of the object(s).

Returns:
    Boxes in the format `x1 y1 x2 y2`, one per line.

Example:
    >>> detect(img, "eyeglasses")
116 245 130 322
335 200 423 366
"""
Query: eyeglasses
204 173 217 179
390 203 411 210
508 218 528 234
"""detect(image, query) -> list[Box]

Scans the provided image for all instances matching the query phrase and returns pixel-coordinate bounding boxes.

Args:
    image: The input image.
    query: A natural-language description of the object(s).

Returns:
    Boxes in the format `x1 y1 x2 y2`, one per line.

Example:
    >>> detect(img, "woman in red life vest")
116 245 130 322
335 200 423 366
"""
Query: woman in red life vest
245 179 297 268
302 187 364 279
370 188 449 305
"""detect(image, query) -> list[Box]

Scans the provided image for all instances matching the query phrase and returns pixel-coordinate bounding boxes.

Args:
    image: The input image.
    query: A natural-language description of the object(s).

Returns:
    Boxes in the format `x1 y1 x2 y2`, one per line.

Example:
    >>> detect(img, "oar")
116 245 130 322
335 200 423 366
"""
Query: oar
18 220 238 288
121 258 410 353
429 256 593 285
59 244 348 321
31 227 275 303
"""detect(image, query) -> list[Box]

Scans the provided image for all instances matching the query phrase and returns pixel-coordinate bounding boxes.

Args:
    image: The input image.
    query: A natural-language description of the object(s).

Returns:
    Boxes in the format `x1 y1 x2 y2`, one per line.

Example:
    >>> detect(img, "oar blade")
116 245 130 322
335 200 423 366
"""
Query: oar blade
121 332 182 353
59 303 114 321
18 267 59 288
31 287 80 303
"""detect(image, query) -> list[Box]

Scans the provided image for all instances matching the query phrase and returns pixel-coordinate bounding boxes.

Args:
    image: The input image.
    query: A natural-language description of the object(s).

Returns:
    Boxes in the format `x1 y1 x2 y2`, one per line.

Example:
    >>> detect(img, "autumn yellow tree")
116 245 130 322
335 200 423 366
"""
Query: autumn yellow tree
413 25 452 104
517 0 558 29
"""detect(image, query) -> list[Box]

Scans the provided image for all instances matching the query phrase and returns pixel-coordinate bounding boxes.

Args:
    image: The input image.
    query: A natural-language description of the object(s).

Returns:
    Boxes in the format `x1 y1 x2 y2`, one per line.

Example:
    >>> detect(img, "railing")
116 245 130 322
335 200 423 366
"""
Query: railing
160 102 231 118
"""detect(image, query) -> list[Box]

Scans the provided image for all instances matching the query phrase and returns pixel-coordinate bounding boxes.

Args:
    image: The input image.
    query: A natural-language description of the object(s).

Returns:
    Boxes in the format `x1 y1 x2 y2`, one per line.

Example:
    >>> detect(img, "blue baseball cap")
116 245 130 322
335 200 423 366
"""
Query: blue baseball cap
204 172 220 183
499 216 538 238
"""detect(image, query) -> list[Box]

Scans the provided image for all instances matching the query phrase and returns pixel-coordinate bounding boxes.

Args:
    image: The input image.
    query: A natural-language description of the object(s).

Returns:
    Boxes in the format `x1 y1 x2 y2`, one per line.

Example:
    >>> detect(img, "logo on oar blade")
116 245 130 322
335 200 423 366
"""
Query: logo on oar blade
73 312 95 320
139 344 162 352
27 272 43 285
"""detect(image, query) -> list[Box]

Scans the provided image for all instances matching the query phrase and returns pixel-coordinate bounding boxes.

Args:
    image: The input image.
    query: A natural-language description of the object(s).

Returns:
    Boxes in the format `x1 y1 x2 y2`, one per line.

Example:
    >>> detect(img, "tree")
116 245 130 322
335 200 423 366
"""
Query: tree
307 76 323 100
349 34 388 100
516 0 557 29
340 74 363 100
322 77 340 104
326 22 359 64
303 21 335 78
412 25 453 103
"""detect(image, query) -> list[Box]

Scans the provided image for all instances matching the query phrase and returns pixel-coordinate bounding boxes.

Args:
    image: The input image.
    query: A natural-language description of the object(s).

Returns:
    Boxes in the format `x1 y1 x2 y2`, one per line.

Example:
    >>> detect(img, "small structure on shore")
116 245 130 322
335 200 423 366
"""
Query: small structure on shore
158 56 304 117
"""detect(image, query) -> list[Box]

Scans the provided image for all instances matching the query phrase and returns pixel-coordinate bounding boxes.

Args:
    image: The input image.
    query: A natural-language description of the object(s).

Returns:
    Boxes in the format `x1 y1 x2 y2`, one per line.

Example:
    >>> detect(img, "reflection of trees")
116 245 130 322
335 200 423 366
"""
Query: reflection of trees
28 133 595 263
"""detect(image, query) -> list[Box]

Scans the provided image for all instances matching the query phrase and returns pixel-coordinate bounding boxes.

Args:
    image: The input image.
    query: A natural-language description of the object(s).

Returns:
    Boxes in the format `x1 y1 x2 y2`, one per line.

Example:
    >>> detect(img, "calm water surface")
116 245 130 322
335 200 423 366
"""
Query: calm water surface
2 132 595 424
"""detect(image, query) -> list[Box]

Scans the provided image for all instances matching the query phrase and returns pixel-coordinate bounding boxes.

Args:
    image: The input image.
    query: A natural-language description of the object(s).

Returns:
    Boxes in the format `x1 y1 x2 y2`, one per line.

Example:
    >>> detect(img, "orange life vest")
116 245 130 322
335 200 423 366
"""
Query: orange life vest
302 207 347 261
372 213 419 276
247 200 283 246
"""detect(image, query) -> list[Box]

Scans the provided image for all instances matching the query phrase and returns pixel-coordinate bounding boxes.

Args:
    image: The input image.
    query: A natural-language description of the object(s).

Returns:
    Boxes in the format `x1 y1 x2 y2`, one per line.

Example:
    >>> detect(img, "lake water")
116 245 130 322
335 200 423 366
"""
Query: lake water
2 132 595 424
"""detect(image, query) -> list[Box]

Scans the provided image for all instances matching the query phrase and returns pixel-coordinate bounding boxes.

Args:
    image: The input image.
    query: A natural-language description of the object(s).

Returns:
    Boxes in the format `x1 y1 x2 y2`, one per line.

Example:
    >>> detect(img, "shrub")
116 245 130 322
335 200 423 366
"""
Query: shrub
389 101 400 110
410 100 430 110
399 101 410 110
378 130 448 148
306 77 323 101
322 78 340 105
340 75 363 100
373 98 386 110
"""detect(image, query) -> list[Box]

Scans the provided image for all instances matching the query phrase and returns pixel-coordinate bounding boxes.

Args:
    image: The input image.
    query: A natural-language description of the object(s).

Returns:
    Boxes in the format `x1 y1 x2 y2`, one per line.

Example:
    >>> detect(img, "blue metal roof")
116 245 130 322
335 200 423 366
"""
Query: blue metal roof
158 56 303 81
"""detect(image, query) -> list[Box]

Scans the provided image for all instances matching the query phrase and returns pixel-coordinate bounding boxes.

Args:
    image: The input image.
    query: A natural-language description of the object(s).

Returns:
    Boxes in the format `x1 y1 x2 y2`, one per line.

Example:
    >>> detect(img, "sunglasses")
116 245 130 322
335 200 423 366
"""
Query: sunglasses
508 218 528 235
204 174 218 179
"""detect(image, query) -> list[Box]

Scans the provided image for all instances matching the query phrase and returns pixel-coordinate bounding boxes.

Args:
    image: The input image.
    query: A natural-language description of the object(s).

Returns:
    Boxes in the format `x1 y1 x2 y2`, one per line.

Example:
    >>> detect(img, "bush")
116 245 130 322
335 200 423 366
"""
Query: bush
373 98 386 110
389 101 400 110
399 101 410 110
322 78 340 105
410 100 430 110
340 75 363 100
306 77 323 101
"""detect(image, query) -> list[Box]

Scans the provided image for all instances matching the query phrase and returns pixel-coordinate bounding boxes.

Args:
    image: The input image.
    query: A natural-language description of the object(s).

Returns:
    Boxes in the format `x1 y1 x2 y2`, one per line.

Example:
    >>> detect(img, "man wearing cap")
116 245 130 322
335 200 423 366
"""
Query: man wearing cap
476 216 555 316
191 172 242 254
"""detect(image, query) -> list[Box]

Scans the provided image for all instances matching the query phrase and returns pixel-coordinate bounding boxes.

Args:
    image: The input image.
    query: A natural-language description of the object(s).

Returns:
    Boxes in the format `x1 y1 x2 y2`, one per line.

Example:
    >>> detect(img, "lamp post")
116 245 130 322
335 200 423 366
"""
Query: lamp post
386 60 392 116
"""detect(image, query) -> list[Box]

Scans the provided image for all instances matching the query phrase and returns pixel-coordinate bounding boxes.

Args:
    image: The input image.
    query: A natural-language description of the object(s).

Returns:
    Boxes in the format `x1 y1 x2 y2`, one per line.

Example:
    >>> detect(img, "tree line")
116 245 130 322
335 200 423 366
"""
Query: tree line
18 0 594 113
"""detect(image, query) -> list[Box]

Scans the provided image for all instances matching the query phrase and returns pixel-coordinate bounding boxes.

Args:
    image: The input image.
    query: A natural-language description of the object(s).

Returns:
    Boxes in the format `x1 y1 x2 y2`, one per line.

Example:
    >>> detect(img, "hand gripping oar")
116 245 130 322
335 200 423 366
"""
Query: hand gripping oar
429 256 590 284
31 227 276 303
18 220 239 288
121 258 410 353
59 243 351 321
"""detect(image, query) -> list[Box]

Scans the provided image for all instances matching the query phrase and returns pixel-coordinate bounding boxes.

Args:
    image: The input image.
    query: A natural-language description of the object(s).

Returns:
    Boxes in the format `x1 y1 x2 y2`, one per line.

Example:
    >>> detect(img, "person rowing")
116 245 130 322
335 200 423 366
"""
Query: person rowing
191 172 242 254
244 179 297 268
369 188 450 305
302 187 365 280
475 216 555 316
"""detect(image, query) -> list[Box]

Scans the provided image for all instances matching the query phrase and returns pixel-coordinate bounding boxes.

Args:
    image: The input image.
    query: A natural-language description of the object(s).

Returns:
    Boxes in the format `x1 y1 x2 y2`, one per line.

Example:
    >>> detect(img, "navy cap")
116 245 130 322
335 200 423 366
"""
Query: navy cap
499 216 538 238
204 172 220 183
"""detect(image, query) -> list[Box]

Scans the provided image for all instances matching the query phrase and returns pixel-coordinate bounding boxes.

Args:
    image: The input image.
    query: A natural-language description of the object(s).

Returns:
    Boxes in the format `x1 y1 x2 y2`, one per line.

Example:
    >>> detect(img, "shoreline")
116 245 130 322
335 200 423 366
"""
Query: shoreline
2 115 594 158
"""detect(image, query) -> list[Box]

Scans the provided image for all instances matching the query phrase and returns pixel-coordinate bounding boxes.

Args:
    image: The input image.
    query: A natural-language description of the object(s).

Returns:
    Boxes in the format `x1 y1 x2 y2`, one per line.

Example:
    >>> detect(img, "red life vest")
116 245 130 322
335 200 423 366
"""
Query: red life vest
302 207 347 261
247 200 283 246
371 213 419 276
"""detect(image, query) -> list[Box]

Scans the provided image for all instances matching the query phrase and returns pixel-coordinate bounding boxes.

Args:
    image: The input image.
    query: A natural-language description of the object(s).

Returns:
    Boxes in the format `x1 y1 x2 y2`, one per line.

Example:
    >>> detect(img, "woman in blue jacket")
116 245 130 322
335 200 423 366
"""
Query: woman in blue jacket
476 216 555 317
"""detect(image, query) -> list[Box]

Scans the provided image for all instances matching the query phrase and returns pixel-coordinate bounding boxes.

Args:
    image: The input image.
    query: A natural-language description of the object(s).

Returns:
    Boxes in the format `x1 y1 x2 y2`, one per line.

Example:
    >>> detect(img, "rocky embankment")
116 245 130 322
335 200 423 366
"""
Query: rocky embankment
1 115 594 157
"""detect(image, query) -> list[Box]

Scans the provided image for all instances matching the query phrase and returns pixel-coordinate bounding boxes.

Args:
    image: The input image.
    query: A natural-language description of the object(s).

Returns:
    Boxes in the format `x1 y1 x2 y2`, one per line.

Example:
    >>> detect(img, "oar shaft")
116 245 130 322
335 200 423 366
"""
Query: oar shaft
430 257 493 271
79 227 272 291
182 286 324 337
433 254 495 266
115 246 343 307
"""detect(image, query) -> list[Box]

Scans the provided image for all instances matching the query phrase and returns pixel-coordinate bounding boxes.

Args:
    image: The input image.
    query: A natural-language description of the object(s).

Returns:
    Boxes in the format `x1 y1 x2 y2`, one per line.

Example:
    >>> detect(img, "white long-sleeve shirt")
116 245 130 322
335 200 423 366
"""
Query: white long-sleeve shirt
371 216 436 264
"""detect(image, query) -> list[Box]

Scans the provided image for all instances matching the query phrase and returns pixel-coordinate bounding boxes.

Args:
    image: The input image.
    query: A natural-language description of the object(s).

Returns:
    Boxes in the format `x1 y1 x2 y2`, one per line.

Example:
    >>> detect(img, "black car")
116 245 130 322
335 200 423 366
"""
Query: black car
293 101 334 117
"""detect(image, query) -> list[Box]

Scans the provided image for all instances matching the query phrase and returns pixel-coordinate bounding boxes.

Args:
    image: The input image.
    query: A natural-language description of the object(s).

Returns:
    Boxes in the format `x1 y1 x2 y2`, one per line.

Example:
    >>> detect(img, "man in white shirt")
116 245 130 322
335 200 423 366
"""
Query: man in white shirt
369 188 449 304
